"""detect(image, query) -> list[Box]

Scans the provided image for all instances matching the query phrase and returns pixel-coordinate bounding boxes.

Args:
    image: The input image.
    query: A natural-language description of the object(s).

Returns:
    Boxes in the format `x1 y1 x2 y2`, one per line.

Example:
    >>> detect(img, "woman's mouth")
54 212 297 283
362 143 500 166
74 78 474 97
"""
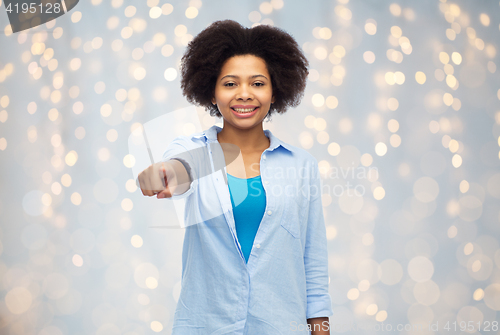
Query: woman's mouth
230 106 259 118
231 107 258 113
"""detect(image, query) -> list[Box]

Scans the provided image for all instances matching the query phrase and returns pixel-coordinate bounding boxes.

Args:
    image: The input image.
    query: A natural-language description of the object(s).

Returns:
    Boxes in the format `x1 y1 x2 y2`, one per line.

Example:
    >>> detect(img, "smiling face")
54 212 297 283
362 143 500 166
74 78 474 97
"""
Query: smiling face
212 54 275 129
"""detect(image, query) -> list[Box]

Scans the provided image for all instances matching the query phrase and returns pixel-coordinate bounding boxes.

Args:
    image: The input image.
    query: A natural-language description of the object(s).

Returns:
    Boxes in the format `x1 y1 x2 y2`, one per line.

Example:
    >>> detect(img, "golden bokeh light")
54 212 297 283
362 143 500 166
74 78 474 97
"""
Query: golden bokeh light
375 142 387 156
479 13 490 26
326 96 338 109
71 192 82 205
373 186 385 200
312 93 325 107
459 180 469 193
451 52 462 65
121 198 133 211
61 174 72 187
347 288 360 300
151 321 164 332
365 19 377 35
387 97 399 111
391 26 402 38
389 3 401 16
390 134 401 147
327 142 341 156
65 151 78 166
439 52 450 64
363 51 375 64
452 154 462 168
131 235 144 248
162 3 173 15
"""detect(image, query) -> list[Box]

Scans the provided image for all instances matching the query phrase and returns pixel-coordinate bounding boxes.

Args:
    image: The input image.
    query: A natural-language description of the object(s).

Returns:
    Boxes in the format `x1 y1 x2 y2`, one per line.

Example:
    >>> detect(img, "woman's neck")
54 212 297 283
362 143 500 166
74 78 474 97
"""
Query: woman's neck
217 123 270 154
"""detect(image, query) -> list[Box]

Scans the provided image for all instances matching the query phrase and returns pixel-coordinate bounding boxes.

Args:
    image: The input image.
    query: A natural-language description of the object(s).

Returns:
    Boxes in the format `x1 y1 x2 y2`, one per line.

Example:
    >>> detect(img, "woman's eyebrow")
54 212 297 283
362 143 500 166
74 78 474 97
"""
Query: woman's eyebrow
220 74 269 81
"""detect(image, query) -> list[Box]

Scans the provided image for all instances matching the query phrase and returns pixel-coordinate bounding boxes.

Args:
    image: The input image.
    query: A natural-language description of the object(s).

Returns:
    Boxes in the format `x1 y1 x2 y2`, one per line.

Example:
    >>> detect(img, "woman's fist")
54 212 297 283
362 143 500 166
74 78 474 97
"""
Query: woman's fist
138 160 190 199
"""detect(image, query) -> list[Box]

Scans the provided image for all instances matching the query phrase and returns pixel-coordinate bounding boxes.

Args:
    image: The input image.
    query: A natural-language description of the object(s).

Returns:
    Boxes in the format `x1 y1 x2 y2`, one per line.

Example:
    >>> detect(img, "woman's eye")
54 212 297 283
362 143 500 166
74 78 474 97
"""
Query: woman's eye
224 82 264 87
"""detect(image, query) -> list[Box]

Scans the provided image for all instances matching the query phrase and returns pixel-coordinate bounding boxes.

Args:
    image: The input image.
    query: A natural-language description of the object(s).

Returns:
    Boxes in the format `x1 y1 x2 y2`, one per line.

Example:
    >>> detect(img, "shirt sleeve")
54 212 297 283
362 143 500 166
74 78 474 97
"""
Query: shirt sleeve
161 137 199 200
304 157 334 319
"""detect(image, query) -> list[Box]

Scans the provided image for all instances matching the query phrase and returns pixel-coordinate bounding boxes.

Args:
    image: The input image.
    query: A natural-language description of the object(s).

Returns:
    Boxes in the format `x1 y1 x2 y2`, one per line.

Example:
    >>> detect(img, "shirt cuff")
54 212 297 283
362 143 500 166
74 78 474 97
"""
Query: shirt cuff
168 158 197 200
306 293 334 319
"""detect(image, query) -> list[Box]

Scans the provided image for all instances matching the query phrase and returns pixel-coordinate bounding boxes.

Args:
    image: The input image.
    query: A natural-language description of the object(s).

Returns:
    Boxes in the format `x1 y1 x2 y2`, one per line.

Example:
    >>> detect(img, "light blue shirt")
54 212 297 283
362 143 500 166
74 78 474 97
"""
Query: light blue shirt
227 174 266 263
162 124 333 334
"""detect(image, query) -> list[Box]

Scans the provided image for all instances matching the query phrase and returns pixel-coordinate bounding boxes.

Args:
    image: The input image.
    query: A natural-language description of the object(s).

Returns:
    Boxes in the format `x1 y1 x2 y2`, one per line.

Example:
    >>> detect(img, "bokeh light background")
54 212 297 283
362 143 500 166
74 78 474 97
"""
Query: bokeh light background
0 0 500 334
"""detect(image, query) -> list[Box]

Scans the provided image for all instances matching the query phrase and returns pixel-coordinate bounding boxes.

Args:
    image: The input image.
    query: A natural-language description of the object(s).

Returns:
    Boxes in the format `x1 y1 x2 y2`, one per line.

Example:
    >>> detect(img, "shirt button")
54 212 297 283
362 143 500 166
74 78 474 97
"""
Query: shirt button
267 210 272 215
262 155 266 159
264 181 269 185
256 244 261 248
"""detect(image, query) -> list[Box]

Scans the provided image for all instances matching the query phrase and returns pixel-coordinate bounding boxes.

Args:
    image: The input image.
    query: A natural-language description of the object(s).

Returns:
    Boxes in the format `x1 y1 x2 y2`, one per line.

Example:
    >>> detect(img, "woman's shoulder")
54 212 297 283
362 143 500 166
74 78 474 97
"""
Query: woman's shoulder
170 130 206 149
278 140 319 166
162 130 207 163
172 124 225 148
266 129 317 164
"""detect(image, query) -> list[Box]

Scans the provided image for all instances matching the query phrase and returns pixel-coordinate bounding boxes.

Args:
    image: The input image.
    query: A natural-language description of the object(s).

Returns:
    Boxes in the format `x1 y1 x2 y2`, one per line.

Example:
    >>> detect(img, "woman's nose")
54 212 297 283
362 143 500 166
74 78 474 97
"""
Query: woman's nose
236 85 252 100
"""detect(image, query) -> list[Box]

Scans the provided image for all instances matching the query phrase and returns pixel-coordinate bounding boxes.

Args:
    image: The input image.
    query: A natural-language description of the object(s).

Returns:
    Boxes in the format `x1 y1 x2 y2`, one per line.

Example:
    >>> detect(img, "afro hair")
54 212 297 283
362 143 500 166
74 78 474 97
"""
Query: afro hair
180 20 309 121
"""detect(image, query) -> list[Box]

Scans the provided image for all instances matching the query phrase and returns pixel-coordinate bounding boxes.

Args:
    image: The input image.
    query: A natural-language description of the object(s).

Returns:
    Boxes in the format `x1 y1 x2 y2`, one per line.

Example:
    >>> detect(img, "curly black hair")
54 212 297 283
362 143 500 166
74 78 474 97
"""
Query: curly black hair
180 20 309 121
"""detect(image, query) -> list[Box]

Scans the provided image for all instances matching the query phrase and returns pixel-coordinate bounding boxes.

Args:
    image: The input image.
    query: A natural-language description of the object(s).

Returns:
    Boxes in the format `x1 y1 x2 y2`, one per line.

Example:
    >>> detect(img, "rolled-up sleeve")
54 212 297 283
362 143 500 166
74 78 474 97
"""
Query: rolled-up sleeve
304 158 333 319
161 137 198 200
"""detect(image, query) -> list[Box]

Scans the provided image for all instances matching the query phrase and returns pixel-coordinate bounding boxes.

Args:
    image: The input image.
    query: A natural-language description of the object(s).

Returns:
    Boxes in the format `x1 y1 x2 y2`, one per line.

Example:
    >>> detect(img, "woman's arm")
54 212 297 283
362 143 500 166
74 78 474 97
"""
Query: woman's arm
308 317 330 335
304 158 333 321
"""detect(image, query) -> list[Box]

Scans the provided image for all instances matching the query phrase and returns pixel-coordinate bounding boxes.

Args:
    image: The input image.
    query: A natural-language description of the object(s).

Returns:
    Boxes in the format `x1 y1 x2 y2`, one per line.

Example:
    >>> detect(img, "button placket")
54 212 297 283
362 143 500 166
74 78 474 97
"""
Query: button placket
250 148 273 250
210 143 245 261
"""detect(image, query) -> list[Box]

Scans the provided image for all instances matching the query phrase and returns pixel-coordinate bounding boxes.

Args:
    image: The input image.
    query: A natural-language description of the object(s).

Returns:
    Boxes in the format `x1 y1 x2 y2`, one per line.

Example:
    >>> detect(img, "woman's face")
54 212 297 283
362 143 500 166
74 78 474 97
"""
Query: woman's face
212 54 275 129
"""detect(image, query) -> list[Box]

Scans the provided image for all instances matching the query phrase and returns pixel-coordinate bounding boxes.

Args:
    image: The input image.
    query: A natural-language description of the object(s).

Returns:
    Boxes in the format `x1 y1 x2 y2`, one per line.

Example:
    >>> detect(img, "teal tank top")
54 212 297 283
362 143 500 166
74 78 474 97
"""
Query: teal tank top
227 173 266 263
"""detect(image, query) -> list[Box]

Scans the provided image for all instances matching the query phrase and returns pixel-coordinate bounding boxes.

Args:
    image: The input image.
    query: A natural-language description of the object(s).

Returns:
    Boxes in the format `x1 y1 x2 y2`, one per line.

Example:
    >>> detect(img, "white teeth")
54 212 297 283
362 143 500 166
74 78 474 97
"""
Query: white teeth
233 107 256 113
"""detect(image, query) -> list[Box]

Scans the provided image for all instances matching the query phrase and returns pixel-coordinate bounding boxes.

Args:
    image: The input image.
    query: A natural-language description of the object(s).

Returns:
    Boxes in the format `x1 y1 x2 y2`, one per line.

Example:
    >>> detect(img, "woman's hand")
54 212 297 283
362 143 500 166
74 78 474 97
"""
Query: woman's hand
138 160 190 199
308 317 330 335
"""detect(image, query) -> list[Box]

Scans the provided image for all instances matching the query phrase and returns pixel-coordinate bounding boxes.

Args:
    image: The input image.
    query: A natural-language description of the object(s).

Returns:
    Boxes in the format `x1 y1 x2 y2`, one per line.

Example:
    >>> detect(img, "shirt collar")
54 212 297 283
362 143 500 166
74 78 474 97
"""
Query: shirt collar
192 124 294 153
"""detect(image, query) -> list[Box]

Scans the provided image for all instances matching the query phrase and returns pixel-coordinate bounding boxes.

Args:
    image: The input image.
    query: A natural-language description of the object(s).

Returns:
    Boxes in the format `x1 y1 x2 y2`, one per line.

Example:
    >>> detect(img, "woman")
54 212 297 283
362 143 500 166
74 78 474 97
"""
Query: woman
139 20 332 335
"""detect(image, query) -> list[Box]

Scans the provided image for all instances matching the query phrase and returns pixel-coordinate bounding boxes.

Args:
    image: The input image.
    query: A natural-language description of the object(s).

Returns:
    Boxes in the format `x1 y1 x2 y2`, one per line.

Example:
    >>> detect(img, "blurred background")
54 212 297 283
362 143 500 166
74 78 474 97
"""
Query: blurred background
0 0 499 334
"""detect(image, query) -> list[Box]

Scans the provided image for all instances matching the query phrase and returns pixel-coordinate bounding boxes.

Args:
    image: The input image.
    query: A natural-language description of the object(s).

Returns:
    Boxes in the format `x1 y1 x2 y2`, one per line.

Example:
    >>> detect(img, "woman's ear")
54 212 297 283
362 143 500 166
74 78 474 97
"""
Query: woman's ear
212 98 216 105
271 96 275 104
